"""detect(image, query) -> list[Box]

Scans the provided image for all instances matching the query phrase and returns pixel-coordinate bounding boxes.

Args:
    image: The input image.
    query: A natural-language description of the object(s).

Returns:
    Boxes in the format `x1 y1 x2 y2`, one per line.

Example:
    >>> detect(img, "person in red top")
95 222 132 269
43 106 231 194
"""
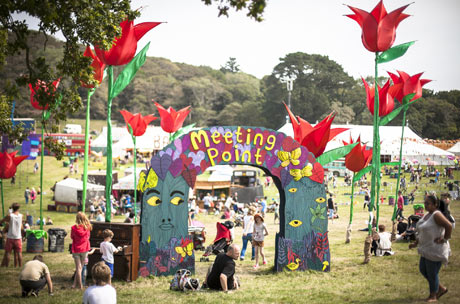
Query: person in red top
397 190 405 220
71 212 92 289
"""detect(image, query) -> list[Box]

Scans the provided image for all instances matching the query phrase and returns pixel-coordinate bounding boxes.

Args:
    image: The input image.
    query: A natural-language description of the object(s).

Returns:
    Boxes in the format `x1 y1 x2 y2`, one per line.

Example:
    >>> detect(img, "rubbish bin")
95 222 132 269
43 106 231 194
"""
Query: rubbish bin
388 195 395 205
403 196 409 205
48 228 67 252
27 234 44 253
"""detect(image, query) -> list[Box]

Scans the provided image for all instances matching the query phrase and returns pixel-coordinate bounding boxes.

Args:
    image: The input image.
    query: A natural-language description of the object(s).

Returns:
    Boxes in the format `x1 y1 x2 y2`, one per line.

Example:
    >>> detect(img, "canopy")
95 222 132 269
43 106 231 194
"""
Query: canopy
113 170 142 190
448 142 460 155
54 178 104 204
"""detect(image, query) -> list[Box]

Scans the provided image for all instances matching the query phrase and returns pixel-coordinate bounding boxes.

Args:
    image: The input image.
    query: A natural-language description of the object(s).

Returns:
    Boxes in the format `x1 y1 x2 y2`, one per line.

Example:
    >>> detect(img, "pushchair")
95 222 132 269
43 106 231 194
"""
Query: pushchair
188 226 206 251
402 214 421 241
200 221 234 262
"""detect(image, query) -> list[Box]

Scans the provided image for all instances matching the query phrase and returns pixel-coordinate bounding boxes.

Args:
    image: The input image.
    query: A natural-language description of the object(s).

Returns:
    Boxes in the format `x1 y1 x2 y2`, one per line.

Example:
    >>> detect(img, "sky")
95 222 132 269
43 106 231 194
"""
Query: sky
17 0 460 92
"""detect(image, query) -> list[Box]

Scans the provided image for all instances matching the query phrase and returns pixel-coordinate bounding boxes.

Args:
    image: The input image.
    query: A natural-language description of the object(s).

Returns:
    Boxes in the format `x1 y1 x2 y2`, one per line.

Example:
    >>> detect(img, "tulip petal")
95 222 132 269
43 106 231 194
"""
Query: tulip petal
134 22 162 41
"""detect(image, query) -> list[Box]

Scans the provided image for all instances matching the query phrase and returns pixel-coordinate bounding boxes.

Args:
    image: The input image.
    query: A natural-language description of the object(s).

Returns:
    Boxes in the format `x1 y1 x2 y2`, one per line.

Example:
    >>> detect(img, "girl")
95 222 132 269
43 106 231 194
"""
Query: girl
71 212 92 289
30 188 37 204
252 213 268 269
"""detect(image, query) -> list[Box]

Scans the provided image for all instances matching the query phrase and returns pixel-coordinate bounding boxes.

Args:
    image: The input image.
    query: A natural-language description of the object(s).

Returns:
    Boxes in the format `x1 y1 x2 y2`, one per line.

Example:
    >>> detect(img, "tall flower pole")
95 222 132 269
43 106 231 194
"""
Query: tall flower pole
120 110 157 223
0 152 27 217
81 46 105 212
95 20 161 222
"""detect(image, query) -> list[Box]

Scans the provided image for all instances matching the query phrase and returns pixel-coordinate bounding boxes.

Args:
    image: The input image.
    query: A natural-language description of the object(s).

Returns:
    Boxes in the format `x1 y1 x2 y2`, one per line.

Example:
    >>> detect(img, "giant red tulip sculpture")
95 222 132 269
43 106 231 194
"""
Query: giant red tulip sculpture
94 19 161 221
0 151 27 217
120 110 157 222
154 102 192 141
346 1 415 243
387 71 430 221
80 46 106 213
363 78 396 117
29 79 61 230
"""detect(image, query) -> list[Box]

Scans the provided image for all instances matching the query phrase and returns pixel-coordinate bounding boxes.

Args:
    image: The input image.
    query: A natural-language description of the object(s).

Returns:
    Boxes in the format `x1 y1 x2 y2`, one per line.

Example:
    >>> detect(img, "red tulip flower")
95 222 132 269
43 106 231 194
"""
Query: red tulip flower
387 71 431 103
82 46 105 88
29 79 60 110
362 78 396 117
154 102 191 134
120 110 157 137
284 103 348 157
343 136 373 173
0 151 28 179
95 20 161 66
346 0 410 52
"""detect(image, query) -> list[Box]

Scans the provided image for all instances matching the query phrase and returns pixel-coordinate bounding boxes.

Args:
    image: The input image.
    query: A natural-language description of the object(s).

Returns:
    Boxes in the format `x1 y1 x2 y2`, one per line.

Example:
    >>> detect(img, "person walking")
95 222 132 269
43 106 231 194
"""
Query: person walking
24 187 30 205
1 203 23 267
397 190 404 220
240 207 255 261
30 188 37 204
71 212 92 289
252 214 268 269
409 195 452 302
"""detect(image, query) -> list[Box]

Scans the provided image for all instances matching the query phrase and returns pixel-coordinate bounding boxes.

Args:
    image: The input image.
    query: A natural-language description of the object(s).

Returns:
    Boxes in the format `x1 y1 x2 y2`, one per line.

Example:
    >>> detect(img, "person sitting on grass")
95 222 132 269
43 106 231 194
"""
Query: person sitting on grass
19 255 53 297
83 261 116 304
203 244 240 292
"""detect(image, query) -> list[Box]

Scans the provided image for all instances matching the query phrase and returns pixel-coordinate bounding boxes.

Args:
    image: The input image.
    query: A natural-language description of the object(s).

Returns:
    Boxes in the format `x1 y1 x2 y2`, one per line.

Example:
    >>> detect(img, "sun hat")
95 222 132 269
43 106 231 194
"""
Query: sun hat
254 213 264 222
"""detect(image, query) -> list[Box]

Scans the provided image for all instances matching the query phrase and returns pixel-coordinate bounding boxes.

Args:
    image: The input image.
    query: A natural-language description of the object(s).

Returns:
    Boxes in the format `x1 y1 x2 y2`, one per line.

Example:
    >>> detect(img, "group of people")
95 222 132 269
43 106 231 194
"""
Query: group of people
24 187 38 205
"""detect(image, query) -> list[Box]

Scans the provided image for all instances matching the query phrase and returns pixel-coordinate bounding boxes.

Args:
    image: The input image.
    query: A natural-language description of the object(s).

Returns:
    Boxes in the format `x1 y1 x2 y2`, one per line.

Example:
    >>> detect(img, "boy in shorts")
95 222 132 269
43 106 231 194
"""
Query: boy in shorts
100 230 122 277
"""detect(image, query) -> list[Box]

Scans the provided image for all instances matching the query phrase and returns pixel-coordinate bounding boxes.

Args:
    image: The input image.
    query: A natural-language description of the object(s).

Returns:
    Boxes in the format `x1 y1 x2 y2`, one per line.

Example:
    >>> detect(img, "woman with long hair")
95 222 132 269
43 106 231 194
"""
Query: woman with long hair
409 195 452 302
71 212 92 289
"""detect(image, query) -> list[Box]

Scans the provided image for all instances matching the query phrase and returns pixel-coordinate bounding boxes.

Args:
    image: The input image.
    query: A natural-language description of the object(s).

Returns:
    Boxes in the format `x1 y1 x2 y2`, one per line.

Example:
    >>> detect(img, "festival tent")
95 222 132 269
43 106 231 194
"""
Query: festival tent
112 170 142 190
54 178 104 204
278 123 454 165
448 142 460 156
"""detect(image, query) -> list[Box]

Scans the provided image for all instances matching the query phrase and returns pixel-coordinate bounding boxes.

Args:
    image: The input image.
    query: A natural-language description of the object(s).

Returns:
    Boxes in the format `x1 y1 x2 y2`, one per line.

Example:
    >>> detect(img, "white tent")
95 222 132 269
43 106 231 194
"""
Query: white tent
113 170 142 190
278 123 454 165
448 142 460 156
54 178 104 204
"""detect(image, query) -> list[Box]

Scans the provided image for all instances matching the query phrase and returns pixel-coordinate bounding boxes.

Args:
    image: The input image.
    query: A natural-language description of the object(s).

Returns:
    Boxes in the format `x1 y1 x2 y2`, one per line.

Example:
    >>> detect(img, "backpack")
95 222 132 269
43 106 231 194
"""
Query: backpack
170 269 200 291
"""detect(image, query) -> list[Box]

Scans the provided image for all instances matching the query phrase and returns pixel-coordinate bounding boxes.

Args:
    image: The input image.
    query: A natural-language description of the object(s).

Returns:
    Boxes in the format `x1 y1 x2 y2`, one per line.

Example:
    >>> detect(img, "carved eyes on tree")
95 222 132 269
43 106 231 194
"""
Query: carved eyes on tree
288 188 297 193
170 197 184 206
316 197 326 203
289 219 303 227
147 196 161 206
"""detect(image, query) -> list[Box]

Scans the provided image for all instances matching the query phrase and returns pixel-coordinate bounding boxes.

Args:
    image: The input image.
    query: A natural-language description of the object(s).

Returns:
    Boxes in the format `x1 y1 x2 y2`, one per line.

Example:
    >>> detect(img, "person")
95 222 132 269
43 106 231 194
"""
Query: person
24 187 30 205
123 212 135 224
374 225 394 256
83 261 116 304
100 229 122 277
363 188 370 210
89 203 96 220
397 190 404 220
0 203 23 267
327 193 336 222
19 255 53 297
95 209 104 222
71 212 92 289
252 213 268 269
30 187 37 204
259 197 267 217
46 216 53 225
240 207 255 261
81 248 96 287
33 162 39 174
409 195 452 302
439 194 455 229
203 244 240 292
203 193 212 214
273 201 280 224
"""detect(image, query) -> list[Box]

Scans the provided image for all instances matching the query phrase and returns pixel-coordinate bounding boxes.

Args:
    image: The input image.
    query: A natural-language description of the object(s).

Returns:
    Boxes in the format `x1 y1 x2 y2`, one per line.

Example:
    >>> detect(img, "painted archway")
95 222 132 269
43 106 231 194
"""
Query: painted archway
137 126 330 277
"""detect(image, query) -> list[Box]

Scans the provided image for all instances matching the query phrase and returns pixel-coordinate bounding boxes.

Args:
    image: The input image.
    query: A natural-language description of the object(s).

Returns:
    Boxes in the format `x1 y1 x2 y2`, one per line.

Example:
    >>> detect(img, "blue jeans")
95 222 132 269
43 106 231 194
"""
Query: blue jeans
81 264 87 286
240 233 254 259
419 256 442 293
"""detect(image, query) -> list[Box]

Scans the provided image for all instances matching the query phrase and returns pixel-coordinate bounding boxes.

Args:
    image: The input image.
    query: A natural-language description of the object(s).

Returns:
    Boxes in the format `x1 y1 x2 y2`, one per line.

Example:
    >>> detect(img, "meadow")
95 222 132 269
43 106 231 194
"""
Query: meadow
0 156 459 303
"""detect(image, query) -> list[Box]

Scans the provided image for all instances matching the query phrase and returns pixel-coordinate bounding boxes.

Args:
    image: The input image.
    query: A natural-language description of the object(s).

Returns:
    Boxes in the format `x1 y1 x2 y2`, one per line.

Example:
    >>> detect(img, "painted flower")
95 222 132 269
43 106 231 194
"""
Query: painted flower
95 20 161 66
387 71 431 103
29 79 60 110
342 136 373 173
81 46 105 88
120 110 157 137
284 103 347 157
346 0 410 52
154 102 191 134
362 78 395 117
0 151 28 179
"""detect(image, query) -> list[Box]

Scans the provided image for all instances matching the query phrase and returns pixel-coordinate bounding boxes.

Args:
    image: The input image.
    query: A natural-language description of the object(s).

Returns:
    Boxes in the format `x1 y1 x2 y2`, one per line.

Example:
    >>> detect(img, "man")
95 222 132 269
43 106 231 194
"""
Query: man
24 187 30 205
327 193 335 222
19 255 53 297
204 244 240 292
203 193 212 214
397 190 404 220
1 203 23 267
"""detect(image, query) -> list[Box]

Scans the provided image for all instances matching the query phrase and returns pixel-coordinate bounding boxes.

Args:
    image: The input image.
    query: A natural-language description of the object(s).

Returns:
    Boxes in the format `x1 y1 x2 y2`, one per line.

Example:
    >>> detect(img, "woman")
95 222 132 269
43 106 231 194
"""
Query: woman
71 212 92 289
409 195 452 302
240 207 255 261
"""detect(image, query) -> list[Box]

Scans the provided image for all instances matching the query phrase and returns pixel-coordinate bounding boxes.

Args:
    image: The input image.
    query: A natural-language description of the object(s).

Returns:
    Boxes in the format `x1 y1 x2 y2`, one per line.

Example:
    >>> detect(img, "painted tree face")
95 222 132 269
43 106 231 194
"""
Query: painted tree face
141 172 189 249
284 178 327 241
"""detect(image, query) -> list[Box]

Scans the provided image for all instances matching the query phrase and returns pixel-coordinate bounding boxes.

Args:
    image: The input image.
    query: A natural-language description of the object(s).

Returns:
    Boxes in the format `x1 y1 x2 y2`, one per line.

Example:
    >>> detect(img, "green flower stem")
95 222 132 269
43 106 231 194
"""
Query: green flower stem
105 66 114 222
133 135 137 223
82 89 95 213
1 179 4 218
349 173 355 225
392 107 408 221
40 112 45 230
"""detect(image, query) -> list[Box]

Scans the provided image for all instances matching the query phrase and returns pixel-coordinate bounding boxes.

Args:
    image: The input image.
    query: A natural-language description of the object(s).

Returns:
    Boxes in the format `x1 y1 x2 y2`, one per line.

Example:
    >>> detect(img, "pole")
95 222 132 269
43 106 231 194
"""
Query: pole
39 112 45 230
82 89 95 213
392 109 407 221
105 66 114 222
349 173 355 225
133 136 138 223
1 179 4 218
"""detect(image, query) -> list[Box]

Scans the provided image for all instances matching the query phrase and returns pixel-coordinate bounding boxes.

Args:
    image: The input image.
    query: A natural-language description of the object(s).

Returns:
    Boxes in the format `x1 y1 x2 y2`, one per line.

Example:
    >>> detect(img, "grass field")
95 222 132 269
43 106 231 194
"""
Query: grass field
0 156 459 303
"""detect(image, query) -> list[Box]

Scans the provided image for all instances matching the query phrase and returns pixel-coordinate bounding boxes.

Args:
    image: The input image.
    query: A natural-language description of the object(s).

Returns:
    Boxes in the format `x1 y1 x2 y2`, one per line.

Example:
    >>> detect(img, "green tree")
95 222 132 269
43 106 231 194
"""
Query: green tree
201 0 267 21
220 57 240 73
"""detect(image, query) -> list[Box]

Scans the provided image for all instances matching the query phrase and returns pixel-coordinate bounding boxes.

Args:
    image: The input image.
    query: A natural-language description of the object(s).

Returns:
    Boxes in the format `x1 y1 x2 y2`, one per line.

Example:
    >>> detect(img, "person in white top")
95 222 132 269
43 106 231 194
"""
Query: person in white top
375 225 394 256
1 203 23 267
240 207 256 261
100 229 122 277
409 195 452 302
83 261 116 304
252 213 268 269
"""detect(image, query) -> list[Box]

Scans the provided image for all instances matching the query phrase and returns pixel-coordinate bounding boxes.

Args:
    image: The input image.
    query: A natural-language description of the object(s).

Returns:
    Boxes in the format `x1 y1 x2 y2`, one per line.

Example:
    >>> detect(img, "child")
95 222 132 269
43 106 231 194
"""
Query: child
252 214 268 269
83 261 116 304
100 229 122 277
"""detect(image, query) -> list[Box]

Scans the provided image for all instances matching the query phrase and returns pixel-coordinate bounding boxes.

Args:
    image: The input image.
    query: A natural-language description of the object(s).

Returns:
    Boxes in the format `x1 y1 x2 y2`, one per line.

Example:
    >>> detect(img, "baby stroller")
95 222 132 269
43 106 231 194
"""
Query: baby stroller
200 221 234 262
403 214 421 241
188 226 206 251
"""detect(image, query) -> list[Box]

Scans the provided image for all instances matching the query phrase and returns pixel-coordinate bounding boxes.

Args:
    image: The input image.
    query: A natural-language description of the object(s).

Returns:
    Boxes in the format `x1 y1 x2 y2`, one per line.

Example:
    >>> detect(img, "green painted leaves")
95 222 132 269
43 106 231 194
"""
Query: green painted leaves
317 143 358 166
379 93 415 126
310 204 326 224
377 41 415 64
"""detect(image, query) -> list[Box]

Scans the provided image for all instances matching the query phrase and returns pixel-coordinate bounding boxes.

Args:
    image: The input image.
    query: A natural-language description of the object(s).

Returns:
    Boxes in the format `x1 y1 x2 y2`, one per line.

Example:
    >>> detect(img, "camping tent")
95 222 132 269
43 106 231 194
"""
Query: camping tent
54 178 104 204
448 142 460 156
